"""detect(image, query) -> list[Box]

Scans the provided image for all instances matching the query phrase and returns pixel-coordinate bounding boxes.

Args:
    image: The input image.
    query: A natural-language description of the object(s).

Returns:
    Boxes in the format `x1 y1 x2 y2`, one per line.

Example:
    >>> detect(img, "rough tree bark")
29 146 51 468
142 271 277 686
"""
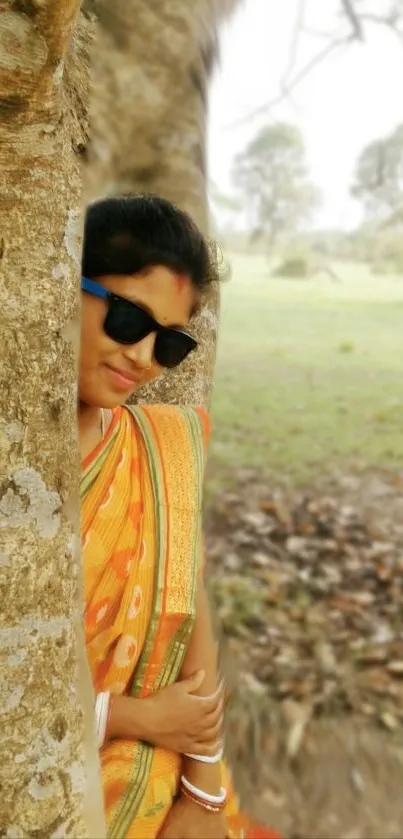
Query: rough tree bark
0 4 105 836
86 0 238 409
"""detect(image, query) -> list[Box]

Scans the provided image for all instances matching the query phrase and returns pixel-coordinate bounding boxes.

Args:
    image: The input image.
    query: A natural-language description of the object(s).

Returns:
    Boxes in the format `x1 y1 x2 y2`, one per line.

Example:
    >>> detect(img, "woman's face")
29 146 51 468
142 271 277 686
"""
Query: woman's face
79 265 196 408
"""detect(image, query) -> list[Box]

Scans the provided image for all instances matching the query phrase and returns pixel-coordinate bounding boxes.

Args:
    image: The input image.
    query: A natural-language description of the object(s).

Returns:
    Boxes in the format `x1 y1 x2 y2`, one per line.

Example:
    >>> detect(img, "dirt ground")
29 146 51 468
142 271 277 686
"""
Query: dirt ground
204 469 403 838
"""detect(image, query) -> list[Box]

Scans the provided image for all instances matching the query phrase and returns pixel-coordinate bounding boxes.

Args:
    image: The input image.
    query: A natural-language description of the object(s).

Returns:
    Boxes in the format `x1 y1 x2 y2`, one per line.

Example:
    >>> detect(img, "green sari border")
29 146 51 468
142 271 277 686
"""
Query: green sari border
107 405 206 837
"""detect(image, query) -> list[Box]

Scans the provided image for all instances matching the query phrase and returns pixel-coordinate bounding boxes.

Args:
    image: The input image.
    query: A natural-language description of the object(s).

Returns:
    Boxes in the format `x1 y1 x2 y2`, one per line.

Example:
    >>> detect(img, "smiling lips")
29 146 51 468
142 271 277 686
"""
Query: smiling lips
105 364 143 389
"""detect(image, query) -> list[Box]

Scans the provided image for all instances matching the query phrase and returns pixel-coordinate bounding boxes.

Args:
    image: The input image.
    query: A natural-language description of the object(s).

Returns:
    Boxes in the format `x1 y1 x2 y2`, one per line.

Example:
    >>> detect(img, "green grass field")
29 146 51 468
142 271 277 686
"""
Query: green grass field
208 255 403 488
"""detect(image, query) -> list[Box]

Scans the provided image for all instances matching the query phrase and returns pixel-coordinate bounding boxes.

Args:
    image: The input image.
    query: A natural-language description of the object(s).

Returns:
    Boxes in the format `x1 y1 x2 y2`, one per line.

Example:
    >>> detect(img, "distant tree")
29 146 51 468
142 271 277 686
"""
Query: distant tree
351 124 403 222
231 123 320 247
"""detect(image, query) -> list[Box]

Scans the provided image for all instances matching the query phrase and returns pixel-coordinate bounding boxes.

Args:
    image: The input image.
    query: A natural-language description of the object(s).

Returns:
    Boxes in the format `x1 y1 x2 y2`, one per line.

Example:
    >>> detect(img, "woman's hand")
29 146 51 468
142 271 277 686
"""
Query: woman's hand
106 670 224 755
144 669 224 754
158 795 228 839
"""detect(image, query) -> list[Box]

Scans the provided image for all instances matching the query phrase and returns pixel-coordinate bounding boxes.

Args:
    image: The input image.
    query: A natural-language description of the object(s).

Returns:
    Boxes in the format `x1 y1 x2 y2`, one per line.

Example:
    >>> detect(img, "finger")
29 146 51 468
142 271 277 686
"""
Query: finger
195 679 225 711
197 710 223 742
180 669 206 693
191 739 223 757
198 718 223 743
198 692 224 718
203 694 225 726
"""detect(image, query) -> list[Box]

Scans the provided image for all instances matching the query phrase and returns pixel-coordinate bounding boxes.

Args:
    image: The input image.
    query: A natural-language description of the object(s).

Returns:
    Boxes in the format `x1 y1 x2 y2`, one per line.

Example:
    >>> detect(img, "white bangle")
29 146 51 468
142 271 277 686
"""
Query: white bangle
180 775 226 805
184 747 223 764
95 691 110 748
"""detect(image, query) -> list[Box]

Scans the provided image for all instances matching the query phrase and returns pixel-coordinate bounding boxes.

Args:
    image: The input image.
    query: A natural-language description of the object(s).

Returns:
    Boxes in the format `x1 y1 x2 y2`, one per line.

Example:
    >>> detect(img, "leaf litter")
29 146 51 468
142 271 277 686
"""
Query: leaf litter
205 470 403 730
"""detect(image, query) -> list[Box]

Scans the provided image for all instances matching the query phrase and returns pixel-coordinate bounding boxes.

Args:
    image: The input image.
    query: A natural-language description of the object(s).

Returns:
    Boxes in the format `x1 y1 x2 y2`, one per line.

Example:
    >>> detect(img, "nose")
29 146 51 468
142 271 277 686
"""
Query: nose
122 332 156 369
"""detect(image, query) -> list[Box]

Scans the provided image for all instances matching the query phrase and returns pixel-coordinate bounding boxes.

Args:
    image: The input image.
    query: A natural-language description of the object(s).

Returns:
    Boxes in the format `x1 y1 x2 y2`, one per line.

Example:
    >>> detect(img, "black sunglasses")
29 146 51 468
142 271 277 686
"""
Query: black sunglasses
81 277 197 369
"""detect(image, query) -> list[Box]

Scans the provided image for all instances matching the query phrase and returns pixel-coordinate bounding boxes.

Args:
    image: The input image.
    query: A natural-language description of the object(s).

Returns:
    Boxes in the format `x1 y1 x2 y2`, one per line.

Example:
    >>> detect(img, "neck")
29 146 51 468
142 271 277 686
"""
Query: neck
78 402 101 436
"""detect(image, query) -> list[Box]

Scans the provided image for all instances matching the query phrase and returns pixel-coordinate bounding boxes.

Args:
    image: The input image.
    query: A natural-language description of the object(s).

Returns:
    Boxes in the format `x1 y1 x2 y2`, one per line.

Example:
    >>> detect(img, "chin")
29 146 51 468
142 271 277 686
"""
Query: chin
106 389 138 408
81 388 135 409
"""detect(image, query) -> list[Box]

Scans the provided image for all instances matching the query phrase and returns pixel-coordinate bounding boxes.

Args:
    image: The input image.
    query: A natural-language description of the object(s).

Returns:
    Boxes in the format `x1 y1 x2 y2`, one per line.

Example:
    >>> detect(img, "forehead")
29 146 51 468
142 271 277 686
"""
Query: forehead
99 266 198 327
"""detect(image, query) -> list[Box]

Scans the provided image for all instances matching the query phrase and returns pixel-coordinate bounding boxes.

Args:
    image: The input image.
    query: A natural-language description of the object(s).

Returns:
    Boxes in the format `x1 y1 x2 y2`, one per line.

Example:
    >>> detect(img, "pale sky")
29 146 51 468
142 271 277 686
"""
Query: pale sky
207 0 403 230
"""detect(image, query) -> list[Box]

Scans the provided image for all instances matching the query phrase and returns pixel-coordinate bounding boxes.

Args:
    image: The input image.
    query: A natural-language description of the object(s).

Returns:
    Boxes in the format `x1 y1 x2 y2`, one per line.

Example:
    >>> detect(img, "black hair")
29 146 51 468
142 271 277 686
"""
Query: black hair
82 194 220 289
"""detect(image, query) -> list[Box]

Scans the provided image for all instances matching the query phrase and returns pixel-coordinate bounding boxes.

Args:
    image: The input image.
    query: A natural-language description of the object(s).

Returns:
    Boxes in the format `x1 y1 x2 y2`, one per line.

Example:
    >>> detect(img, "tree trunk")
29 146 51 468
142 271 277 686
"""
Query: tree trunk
0 4 105 836
86 0 238 408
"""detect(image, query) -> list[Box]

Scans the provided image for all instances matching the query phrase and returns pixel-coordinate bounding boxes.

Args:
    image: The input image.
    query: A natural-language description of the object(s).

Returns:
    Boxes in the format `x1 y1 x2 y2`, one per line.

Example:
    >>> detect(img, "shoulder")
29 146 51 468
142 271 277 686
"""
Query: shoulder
124 404 210 450
125 405 210 503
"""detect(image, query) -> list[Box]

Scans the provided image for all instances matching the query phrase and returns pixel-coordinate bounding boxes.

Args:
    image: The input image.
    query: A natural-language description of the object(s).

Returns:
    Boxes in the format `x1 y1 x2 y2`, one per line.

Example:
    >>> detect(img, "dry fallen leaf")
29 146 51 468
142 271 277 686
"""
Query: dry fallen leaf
387 661 403 676
281 699 312 759
379 711 399 731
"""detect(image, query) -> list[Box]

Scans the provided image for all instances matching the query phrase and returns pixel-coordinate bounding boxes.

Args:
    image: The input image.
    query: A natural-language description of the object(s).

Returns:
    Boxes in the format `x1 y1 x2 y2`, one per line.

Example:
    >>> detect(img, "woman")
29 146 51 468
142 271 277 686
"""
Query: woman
80 195 281 839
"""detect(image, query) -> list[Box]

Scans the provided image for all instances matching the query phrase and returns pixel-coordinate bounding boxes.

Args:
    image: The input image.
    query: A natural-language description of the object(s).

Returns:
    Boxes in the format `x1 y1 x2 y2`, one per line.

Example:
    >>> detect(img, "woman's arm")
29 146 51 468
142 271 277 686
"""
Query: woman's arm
180 577 224 795
106 694 156 742
104 671 221 754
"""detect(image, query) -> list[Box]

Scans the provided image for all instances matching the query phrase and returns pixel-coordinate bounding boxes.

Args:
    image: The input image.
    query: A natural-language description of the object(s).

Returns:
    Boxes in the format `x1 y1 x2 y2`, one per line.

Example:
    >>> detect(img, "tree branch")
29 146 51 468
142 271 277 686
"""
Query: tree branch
302 26 340 40
282 0 307 86
359 11 403 46
340 0 365 41
227 35 351 129
226 0 403 130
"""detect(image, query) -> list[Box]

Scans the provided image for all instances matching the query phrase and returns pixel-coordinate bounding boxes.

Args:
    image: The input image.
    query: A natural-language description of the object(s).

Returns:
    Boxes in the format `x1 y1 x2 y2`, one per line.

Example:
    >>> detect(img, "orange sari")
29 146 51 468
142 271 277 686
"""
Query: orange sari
82 405 280 839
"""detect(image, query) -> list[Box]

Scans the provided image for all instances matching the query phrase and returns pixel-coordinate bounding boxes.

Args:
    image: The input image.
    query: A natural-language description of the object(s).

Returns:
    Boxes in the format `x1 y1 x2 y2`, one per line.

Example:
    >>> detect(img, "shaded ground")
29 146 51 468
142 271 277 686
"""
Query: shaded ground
205 469 403 838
